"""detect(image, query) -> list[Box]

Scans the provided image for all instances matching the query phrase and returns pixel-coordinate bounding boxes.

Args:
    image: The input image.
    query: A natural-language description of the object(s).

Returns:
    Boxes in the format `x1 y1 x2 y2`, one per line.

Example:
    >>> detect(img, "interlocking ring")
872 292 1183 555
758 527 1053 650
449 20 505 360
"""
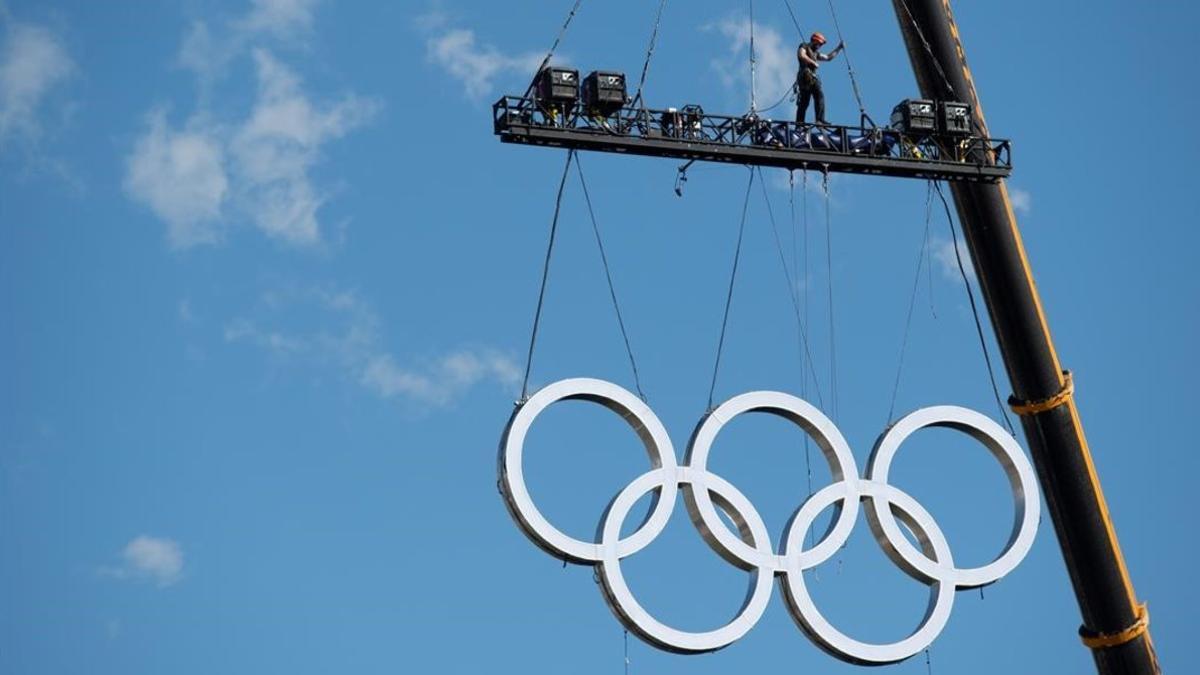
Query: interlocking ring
499 378 1041 664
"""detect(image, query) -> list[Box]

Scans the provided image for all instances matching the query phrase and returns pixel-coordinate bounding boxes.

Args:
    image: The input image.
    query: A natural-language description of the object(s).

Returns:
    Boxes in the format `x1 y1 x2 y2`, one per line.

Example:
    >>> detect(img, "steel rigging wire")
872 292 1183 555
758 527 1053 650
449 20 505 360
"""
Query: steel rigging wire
708 170 757 410
932 180 1017 435
520 150 575 401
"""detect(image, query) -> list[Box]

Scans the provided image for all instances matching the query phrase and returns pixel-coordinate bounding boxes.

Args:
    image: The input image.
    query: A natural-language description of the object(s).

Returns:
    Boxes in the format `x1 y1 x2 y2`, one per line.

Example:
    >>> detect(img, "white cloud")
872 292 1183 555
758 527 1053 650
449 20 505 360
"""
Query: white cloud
230 50 376 245
1009 187 1031 215
931 235 976 284
124 111 229 248
0 21 74 146
128 3 377 249
362 350 520 406
423 25 544 100
709 18 794 113
104 535 185 587
224 286 519 407
239 0 320 38
180 0 320 81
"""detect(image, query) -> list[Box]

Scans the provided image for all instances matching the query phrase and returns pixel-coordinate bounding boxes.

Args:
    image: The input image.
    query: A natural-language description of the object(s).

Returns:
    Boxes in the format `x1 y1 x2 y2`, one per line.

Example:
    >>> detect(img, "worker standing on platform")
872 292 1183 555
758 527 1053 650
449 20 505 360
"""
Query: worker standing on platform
796 32 844 126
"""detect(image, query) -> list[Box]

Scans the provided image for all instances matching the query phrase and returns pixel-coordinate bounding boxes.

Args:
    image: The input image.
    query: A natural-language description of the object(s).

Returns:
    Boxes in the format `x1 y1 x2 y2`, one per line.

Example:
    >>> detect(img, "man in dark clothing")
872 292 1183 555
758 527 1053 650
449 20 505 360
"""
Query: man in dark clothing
796 32 844 126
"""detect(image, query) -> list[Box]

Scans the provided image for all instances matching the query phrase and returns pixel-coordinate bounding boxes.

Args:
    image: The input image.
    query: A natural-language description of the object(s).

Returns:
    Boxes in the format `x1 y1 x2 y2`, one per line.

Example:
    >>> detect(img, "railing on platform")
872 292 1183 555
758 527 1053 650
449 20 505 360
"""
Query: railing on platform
493 95 1011 182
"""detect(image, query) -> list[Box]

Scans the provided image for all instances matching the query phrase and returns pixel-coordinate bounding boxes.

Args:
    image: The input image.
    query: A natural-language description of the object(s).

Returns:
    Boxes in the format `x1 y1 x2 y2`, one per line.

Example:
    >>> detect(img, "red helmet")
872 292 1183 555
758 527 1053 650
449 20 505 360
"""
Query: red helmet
810 32 827 46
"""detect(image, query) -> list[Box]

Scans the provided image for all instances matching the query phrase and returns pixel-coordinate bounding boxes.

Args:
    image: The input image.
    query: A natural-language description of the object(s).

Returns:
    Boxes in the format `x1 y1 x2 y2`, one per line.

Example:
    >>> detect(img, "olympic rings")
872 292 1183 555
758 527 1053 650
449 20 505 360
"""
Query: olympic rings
498 378 1041 664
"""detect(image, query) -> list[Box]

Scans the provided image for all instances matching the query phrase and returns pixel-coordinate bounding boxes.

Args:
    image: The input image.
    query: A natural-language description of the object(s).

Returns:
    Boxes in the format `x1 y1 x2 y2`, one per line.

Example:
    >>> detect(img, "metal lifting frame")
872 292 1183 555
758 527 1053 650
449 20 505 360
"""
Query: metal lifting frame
493 96 1011 183
892 1 1159 673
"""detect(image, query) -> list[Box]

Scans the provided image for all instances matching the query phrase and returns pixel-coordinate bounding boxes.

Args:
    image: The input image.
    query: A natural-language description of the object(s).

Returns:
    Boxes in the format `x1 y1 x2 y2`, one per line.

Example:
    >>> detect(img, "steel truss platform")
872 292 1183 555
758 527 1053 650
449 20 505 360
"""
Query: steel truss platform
493 96 1011 183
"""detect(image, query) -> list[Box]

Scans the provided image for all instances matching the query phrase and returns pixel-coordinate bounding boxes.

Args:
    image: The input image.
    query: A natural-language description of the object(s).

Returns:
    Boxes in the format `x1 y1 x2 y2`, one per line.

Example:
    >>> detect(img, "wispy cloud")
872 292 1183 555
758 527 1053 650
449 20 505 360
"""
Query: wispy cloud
0 20 74 147
418 10 544 100
931 235 976 284
127 1 376 249
230 49 377 245
1009 187 1032 215
125 110 229 248
223 285 519 408
239 0 320 38
709 18 794 113
101 535 185 588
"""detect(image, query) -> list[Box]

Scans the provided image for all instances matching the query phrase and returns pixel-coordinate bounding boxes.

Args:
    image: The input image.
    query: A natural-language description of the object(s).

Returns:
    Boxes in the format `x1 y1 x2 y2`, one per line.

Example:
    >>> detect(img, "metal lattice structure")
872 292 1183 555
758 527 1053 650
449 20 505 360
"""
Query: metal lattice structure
494 96 1011 182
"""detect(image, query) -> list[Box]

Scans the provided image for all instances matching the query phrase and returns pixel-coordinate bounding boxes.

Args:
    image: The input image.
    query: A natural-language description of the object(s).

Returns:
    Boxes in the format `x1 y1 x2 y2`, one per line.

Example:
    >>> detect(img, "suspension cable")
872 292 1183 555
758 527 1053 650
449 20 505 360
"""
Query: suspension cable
799 169 814 538
708 170 756 410
632 0 669 110
823 169 839 421
575 155 647 401
824 0 867 118
887 181 935 422
757 167 826 409
932 181 1016 434
520 151 576 401
522 0 586 101
781 0 805 36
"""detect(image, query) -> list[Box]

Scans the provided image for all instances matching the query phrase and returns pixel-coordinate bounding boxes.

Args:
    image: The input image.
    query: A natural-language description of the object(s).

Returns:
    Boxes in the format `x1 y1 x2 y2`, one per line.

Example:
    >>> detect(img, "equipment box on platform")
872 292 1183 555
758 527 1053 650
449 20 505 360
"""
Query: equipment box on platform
535 67 580 107
583 71 627 116
939 101 972 135
891 99 936 134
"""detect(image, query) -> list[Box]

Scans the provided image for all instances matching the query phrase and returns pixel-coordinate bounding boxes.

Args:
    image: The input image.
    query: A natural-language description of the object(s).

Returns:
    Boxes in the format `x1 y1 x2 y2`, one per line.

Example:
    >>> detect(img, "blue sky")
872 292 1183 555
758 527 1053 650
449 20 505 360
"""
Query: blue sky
1 1 1197 673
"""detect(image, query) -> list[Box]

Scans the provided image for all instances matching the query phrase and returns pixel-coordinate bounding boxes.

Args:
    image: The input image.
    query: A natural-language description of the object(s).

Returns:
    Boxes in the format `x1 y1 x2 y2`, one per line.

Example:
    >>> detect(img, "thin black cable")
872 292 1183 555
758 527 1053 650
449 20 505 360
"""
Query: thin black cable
520 151 576 401
895 0 958 101
887 182 935 422
824 0 866 117
575 155 647 401
633 0 669 108
623 629 630 675
522 0 586 102
781 0 804 35
790 169 816 554
932 181 1016 434
823 169 839 421
757 85 796 115
800 169 815 549
708 170 756 410
756 167 826 409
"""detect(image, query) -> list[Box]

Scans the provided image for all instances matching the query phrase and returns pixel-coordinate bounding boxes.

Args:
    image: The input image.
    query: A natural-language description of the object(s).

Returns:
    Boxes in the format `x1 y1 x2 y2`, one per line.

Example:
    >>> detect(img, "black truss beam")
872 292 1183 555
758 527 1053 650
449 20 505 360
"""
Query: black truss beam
494 96 1011 183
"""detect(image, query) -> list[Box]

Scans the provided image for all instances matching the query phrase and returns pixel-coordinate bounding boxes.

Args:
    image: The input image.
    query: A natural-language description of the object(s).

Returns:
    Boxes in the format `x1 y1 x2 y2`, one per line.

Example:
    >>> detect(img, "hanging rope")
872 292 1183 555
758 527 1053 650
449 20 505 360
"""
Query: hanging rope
575 155 647 401
824 0 867 119
520 150 576 401
798 169 815 550
623 628 630 675
886 182 934 423
932 181 1016 435
757 167 826 409
708 170 756 410
781 0 805 36
632 0 669 110
823 169 840 421
524 0 585 101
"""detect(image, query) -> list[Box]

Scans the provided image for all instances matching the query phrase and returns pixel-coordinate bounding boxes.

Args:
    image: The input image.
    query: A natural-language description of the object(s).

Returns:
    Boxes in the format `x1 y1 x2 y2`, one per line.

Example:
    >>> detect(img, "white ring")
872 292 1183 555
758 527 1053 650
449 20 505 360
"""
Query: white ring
597 467 774 653
865 406 1041 589
499 378 678 563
